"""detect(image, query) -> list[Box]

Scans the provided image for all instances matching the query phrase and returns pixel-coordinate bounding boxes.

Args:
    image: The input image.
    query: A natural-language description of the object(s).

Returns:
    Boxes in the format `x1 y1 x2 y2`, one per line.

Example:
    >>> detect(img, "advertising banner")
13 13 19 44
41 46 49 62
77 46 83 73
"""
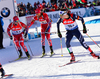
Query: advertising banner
0 0 15 19
26 15 41 28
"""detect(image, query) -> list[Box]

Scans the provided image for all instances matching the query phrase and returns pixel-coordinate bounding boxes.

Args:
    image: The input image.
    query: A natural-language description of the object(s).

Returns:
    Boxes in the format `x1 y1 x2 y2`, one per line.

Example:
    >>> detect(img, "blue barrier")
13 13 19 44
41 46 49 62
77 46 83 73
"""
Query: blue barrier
85 18 100 24
28 32 41 40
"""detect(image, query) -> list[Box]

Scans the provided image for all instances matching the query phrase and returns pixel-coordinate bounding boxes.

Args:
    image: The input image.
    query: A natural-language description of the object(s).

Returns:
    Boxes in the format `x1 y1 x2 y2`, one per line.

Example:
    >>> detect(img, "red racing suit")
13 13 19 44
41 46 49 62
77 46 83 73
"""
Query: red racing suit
7 22 28 52
32 13 52 46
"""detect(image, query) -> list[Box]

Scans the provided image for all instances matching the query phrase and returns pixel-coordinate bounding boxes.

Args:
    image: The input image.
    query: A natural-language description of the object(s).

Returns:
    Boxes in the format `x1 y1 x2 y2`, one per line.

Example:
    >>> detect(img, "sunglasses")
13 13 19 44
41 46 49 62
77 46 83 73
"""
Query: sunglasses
14 20 19 22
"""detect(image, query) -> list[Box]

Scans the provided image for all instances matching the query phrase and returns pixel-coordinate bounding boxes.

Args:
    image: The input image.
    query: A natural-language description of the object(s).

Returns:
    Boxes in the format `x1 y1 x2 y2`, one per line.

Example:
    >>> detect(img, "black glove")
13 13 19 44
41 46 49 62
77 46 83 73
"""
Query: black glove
83 28 87 33
58 30 62 38
24 33 27 38
10 36 13 40
45 30 48 35
83 24 87 33
23 29 26 34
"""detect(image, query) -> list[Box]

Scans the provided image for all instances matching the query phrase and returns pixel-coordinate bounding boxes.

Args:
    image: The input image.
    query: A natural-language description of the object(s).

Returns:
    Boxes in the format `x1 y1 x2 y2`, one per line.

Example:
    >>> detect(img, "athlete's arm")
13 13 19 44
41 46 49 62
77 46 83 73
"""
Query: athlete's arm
57 18 62 32
7 23 12 37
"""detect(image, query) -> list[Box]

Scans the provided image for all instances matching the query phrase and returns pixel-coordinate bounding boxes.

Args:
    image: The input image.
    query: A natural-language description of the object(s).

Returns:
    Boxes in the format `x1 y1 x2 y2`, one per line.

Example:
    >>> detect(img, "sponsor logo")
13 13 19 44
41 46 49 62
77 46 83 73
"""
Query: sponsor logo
64 21 73 24
1 7 10 17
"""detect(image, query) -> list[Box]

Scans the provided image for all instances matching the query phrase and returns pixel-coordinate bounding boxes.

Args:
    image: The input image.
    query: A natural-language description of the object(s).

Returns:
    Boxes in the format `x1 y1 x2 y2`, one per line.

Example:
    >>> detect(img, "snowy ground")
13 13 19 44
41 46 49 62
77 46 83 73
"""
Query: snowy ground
0 18 100 79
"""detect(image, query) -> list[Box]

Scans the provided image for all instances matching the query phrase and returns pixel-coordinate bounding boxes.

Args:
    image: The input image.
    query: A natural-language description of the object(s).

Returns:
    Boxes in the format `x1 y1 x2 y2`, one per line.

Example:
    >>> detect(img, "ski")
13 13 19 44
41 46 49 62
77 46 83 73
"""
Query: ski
50 53 55 57
9 57 27 63
59 60 81 67
5 74 13 77
27 56 32 60
0 74 13 79
40 54 47 58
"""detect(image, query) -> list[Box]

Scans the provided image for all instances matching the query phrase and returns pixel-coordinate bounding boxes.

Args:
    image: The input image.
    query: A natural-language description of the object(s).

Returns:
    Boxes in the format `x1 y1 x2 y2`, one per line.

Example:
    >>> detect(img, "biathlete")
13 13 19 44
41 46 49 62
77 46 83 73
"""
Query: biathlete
31 8 54 57
57 10 100 62
7 16 31 60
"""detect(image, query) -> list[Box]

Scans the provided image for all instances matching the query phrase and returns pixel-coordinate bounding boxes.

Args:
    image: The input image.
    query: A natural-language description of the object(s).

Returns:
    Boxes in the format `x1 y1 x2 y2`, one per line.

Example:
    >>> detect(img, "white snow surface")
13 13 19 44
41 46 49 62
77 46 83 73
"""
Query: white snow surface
0 19 100 79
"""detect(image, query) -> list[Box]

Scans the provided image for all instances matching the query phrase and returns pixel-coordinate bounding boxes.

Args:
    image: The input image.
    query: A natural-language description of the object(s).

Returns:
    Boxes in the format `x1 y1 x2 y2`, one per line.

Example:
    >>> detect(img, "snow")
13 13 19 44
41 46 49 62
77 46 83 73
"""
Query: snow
0 18 100 79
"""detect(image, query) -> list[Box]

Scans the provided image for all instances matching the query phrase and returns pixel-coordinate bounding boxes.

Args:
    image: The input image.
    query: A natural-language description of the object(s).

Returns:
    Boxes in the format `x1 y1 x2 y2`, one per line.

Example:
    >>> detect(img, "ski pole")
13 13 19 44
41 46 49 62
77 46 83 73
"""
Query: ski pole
60 38 63 56
26 41 34 56
86 33 100 48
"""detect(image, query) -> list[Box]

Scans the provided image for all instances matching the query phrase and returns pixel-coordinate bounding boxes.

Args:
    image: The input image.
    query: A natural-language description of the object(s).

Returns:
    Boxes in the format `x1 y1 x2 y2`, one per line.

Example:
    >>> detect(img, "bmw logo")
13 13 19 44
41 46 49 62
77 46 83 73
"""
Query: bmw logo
1 7 10 17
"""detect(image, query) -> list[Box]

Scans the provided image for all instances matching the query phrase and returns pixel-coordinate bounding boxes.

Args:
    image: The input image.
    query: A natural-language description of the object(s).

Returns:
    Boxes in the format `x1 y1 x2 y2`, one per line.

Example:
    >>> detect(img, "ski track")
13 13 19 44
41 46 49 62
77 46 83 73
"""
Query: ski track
0 20 100 79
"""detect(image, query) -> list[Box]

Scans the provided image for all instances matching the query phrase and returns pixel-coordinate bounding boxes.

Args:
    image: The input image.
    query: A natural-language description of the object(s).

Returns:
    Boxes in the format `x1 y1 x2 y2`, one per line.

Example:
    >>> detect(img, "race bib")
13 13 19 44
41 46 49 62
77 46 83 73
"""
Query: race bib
12 29 22 35
65 22 77 30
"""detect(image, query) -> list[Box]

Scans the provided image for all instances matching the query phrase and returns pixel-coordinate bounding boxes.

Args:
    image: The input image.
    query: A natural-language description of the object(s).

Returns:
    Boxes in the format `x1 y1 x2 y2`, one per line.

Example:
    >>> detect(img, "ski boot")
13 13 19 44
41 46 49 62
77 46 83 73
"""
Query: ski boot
70 52 75 62
18 50 23 58
25 51 31 60
14 50 23 60
50 46 54 57
0 68 5 78
90 52 100 59
41 46 46 58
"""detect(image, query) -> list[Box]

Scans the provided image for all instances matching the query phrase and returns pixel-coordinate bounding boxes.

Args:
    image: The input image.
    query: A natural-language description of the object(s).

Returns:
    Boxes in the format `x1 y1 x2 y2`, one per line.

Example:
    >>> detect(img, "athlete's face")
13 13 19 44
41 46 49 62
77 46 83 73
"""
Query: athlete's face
36 13 41 18
13 20 19 25
61 14 69 19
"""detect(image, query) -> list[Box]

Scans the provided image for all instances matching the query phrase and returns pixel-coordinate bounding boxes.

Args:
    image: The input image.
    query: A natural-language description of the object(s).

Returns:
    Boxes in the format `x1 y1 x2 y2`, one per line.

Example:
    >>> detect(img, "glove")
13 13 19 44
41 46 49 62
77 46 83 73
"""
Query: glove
45 30 48 35
58 33 62 38
83 28 87 33
83 24 87 33
31 20 34 24
10 36 13 40
24 32 27 38
58 30 62 38
23 29 26 34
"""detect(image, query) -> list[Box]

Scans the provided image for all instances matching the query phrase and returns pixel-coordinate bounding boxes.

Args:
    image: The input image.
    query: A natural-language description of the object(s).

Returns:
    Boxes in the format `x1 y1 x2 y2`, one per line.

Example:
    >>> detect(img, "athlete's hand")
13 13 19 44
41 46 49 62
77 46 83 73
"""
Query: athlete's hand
58 33 62 38
31 20 35 24
45 29 48 35
24 33 27 38
58 30 62 38
83 28 87 34
10 36 13 40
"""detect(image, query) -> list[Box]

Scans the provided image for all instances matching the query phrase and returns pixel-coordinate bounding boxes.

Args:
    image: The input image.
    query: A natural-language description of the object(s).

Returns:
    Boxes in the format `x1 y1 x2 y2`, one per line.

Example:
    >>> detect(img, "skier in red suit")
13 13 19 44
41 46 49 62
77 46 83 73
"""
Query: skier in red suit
31 8 54 56
7 16 30 59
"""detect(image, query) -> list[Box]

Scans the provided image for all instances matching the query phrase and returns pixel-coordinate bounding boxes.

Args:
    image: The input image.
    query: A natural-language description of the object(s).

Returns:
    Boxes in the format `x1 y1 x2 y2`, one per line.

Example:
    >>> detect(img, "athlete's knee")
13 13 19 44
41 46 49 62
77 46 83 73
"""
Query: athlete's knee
20 42 24 47
47 38 52 46
41 39 45 46
81 41 89 49
65 41 70 48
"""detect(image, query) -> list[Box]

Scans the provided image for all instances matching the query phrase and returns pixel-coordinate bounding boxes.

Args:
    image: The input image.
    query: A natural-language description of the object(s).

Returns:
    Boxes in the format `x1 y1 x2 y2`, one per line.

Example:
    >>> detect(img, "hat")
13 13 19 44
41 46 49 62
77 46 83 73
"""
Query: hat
59 11 67 16
13 16 19 21
35 8 41 14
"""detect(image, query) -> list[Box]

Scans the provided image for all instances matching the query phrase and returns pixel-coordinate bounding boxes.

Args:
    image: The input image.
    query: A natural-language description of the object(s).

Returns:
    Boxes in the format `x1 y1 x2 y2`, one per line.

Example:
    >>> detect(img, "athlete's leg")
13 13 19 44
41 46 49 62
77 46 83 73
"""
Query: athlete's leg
74 28 99 59
65 31 75 62
19 35 30 57
46 29 53 54
41 25 46 54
